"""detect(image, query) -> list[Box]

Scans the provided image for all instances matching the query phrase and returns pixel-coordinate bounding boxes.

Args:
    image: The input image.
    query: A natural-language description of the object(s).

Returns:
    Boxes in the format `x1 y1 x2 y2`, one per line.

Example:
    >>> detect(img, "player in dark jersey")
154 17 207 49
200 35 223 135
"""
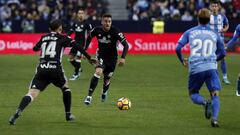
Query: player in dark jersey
68 8 93 81
9 20 96 125
83 13 129 105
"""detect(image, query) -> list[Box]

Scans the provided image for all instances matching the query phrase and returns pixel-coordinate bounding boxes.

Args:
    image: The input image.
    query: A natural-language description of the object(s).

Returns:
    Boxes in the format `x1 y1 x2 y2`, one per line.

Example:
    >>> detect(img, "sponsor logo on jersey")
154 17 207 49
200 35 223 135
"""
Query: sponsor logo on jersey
76 26 83 32
40 63 57 69
98 36 111 44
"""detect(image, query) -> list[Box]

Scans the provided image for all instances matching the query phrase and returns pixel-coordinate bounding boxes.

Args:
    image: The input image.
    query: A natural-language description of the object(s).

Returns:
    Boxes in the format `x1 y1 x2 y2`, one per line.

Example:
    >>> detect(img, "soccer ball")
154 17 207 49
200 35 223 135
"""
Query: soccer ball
117 97 131 110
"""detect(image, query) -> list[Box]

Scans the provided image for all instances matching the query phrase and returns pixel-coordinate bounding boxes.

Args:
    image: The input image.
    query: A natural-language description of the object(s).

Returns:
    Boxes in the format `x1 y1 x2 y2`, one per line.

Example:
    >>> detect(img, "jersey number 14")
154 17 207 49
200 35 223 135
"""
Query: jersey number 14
40 41 57 58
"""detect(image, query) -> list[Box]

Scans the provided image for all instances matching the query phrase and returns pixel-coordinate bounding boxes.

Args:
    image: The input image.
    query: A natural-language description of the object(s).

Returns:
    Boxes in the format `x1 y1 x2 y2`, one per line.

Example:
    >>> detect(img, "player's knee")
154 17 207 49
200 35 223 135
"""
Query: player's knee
69 58 74 61
95 68 103 76
210 91 219 97
61 86 71 93
27 89 40 99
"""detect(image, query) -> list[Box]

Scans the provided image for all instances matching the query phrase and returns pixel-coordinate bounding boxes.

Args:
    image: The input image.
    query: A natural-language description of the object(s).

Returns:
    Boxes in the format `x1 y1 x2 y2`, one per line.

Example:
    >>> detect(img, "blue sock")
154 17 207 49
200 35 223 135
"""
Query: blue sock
191 93 206 105
212 96 220 121
237 80 240 91
221 60 227 76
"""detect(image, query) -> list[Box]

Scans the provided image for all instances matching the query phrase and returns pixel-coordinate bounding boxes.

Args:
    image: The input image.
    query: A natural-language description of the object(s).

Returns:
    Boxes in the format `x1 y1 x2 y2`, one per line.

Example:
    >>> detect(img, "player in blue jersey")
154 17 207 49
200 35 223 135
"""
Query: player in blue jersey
227 24 240 96
176 8 226 127
209 0 230 84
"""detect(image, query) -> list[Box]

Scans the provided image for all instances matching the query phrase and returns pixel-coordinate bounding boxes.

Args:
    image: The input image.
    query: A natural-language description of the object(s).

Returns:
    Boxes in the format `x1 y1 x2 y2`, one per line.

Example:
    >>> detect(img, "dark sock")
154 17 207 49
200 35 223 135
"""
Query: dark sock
74 61 81 75
63 90 71 113
103 83 110 94
88 74 100 96
237 79 240 91
70 60 80 75
18 95 32 112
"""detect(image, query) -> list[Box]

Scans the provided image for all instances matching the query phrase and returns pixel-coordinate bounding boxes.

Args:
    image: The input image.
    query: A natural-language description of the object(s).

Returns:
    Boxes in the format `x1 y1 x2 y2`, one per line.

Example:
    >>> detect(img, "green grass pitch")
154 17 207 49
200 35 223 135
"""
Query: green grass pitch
1 54 240 135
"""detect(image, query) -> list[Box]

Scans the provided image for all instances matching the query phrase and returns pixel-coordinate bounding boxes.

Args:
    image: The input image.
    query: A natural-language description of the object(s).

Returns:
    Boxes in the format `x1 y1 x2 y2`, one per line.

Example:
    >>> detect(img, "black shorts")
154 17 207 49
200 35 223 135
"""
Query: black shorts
29 64 67 91
96 58 117 78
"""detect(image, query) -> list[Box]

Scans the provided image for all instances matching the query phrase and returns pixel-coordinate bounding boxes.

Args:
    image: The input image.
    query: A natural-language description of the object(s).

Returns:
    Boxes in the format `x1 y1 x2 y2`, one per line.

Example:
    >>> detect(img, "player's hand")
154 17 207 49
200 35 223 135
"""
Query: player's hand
183 58 188 68
88 58 98 65
219 29 224 33
118 58 125 67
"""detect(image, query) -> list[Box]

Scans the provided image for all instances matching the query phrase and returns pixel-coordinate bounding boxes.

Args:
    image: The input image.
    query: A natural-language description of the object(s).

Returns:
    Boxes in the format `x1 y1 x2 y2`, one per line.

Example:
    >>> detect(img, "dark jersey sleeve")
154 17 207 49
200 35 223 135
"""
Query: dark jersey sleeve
85 28 97 50
61 35 91 59
33 36 43 52
86 23 93 32
67 23 75 36
115 28 128 58
61 35 75 47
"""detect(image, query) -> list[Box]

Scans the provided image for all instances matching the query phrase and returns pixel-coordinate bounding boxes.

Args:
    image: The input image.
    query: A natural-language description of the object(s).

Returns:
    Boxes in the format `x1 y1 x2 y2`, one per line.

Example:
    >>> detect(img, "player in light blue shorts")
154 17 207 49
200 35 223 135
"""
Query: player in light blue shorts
176 8 226 127
209 0 230 84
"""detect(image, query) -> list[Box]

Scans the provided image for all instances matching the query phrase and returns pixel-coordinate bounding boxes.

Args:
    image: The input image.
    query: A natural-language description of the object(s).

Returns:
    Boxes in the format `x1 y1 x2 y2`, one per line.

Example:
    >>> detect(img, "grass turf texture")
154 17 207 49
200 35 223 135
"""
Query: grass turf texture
0 54 240 135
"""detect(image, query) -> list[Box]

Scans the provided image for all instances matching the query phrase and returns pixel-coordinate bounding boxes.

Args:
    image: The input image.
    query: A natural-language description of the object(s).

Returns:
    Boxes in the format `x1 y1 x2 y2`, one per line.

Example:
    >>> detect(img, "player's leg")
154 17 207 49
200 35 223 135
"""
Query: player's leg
221 58 230 84
210 91 220 127
9 88 40 125
69 49 81 81
9 73 49 125
101 62 116 102
189 72 206 105
61 84 75 121
84 67 103 105
206 69 221 127
188 72 211 119
9 69 49 125
101 75 111 102
52 69 75 121
236 74 240 96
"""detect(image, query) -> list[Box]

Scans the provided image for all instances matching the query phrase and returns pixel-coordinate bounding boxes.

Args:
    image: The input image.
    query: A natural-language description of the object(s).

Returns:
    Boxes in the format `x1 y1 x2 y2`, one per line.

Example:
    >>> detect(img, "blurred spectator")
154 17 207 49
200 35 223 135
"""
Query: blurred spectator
0 0 109 32
21 12 35 33
127 0 237 21
181 11 193 21
0 3 11 21
1 17 12 32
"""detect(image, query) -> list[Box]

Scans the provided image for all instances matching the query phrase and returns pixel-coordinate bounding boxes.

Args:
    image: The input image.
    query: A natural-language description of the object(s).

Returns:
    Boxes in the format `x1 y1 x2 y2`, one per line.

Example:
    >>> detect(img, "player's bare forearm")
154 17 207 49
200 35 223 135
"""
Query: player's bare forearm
221 24 229 33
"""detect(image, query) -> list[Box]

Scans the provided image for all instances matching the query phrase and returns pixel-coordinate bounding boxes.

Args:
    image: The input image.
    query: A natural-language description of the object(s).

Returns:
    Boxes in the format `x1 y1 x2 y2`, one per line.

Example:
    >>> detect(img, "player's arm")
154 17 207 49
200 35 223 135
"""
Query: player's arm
116 31 129 66
227 25 240 48
216 35 226 61
63 36 96 64
67 23 75 36
33 37 43 52
221 15 229 33
84 28 96 50
176 32 189 67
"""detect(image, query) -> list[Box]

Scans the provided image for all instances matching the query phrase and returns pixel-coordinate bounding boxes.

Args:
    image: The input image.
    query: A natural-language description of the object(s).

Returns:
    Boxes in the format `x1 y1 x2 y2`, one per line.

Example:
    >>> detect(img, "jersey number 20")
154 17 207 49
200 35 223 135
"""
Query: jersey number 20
40 41 57 58
192 39 213 57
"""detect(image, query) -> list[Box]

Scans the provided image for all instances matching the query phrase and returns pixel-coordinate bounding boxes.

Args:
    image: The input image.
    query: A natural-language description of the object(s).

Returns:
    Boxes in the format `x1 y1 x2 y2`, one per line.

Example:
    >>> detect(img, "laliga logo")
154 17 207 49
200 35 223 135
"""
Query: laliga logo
117 41 132 51
0 40 6 51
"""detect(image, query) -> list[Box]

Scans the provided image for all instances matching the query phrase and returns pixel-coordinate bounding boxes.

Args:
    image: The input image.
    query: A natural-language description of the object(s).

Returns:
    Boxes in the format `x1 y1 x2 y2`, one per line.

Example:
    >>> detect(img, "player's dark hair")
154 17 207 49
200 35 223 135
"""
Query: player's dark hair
49 19 62 31
198 8 210 25
210 0 220 4
77 7 85 12
102 13 112 19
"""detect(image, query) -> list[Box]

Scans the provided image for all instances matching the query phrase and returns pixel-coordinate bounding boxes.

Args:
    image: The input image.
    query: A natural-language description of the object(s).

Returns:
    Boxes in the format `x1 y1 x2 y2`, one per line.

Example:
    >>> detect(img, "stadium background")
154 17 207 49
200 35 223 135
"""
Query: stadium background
1 0 240 135
0 0 240 54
